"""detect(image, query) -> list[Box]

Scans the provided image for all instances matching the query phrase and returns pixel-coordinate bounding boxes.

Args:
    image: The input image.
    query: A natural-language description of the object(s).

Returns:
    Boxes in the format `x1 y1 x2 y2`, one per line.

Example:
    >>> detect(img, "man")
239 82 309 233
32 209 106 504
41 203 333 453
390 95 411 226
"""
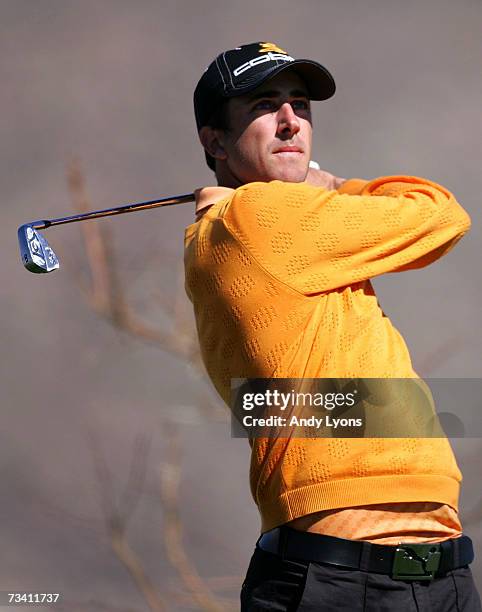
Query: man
184 42 481 610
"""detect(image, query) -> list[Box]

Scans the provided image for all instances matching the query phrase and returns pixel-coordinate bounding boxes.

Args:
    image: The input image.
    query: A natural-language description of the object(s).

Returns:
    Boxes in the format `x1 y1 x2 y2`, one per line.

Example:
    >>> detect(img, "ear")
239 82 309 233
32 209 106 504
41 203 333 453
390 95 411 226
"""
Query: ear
199 126 227 161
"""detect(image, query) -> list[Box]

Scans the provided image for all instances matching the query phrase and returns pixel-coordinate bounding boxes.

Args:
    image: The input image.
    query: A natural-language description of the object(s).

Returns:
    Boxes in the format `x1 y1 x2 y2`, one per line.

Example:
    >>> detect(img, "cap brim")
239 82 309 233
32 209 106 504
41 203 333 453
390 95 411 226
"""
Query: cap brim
226 59 336 101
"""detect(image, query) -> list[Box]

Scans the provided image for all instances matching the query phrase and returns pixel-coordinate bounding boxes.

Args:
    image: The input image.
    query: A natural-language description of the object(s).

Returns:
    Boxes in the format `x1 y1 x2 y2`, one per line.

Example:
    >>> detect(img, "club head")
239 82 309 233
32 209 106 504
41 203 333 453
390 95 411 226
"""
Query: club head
18 224 59 273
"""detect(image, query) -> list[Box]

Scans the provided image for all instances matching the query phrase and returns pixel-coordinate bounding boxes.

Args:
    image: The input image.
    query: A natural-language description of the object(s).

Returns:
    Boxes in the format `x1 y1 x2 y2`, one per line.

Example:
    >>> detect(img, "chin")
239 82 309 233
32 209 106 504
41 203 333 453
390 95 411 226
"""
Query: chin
241 161 308 184
270 166 307 183
267 157 309 183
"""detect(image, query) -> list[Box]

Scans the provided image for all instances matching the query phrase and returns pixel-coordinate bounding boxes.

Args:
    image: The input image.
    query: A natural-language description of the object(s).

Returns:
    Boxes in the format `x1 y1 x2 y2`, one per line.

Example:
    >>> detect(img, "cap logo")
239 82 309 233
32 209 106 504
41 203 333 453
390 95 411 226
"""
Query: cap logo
233 52 294 77
259 42 287 54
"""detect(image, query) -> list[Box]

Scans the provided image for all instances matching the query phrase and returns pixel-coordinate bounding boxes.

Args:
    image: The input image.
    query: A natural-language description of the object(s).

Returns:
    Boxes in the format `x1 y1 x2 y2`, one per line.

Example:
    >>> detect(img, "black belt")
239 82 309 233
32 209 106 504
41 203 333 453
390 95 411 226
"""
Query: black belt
257 526 474 581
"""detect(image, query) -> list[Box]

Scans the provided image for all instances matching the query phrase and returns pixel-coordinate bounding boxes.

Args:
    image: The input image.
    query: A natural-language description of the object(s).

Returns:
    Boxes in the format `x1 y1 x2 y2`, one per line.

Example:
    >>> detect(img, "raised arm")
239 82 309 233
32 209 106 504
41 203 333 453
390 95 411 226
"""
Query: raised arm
223 176 471 294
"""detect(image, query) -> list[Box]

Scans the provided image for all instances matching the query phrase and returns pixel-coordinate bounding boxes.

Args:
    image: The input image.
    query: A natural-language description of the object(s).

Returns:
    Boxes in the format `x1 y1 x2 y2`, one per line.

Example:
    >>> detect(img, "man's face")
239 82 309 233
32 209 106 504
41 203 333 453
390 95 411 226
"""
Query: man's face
219 71 313 184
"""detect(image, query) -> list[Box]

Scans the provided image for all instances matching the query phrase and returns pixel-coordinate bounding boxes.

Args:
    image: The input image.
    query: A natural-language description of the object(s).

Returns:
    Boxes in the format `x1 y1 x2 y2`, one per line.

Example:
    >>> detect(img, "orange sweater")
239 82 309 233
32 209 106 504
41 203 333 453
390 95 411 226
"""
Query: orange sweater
184 176 471 538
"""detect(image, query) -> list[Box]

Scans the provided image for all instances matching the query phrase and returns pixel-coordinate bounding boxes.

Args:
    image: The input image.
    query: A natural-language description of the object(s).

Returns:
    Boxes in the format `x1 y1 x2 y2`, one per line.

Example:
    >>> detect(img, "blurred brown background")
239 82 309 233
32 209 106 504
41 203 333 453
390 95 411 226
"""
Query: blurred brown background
1 0 481 610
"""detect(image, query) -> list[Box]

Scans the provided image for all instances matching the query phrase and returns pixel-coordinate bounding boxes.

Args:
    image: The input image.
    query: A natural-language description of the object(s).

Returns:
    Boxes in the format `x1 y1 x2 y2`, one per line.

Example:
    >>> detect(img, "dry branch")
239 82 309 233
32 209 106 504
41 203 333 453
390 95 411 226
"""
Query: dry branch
87 427 168 612
67 159 205 369
67 160 237 610
159 420 227 612
67 160 226 425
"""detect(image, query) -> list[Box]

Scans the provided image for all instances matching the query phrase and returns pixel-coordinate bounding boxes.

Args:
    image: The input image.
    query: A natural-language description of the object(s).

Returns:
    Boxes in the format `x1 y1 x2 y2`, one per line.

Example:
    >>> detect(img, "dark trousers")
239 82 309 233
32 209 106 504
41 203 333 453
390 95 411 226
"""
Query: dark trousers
240 544 482 611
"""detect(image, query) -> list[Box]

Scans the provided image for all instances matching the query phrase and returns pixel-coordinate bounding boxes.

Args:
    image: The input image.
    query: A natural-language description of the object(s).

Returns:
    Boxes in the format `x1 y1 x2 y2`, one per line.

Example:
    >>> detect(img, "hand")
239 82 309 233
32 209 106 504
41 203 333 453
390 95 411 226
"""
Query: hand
305 166 346 190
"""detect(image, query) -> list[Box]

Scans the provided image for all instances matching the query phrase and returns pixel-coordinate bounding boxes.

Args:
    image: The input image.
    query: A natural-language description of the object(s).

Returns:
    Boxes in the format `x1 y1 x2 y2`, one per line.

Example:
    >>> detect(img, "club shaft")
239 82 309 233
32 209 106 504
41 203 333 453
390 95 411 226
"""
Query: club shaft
30 193 195 230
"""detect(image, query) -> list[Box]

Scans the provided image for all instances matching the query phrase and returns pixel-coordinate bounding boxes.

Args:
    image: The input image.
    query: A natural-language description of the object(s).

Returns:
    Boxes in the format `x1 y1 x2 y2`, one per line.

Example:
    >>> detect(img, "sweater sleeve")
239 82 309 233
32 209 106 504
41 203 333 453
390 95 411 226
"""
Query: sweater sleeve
222 176 471 294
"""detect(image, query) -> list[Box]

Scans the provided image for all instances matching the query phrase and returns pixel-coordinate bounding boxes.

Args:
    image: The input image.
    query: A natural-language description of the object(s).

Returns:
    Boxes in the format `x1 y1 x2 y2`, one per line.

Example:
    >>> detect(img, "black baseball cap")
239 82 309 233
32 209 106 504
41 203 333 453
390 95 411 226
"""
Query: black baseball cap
194 42 336 170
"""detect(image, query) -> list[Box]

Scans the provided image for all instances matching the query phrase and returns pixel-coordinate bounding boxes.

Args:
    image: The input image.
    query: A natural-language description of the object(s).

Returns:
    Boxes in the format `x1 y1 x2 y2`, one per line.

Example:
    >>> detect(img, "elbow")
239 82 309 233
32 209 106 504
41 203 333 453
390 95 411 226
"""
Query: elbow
460 209 472 234
429 194 471 238
446 200 471 237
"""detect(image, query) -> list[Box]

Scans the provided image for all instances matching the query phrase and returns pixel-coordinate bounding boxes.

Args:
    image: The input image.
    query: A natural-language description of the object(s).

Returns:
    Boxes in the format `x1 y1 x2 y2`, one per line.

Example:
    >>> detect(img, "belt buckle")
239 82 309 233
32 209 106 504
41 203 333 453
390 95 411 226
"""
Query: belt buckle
391 543 441 581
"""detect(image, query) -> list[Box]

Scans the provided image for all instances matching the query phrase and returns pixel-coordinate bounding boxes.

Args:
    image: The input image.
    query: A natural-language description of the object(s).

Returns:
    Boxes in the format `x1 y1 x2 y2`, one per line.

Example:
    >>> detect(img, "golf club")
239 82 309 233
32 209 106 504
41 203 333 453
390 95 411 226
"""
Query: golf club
18 192 195 273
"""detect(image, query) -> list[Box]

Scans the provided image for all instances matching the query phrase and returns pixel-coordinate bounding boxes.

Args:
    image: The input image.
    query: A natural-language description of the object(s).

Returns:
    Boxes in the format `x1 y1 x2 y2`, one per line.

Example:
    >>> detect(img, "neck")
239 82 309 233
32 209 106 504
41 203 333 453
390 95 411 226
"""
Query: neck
215 161 246 189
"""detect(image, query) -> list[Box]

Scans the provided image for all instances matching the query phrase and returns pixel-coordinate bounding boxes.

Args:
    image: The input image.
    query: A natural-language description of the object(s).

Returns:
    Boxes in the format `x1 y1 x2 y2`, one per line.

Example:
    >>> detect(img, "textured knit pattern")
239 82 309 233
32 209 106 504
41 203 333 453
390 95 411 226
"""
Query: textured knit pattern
184 176 471 535
289 502 463 544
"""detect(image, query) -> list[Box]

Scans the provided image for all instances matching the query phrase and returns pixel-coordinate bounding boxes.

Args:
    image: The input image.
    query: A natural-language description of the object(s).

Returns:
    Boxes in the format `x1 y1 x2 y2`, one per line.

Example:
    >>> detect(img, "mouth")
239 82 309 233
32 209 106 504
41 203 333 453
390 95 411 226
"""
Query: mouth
273 146 303 154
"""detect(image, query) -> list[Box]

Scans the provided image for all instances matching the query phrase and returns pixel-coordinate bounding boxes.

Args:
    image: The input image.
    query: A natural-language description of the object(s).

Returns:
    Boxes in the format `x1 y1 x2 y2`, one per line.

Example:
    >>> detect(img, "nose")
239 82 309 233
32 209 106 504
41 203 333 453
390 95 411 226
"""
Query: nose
276 102 300 137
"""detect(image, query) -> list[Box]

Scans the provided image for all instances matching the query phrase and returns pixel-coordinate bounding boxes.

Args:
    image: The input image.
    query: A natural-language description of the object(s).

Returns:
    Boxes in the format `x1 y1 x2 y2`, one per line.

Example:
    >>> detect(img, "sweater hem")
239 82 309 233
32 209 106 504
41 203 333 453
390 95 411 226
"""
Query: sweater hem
258 474 460 533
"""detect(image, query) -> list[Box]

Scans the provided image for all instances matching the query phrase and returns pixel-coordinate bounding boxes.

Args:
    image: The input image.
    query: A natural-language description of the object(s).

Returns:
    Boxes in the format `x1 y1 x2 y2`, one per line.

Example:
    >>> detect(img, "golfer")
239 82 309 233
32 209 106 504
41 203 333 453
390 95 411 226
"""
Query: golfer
184 42 481 611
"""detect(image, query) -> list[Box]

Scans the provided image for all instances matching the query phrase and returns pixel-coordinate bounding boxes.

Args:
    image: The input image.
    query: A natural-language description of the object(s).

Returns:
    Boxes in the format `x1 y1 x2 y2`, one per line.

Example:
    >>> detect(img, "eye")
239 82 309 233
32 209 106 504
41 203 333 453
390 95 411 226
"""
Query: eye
291 99 310 111
252 100 276 111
